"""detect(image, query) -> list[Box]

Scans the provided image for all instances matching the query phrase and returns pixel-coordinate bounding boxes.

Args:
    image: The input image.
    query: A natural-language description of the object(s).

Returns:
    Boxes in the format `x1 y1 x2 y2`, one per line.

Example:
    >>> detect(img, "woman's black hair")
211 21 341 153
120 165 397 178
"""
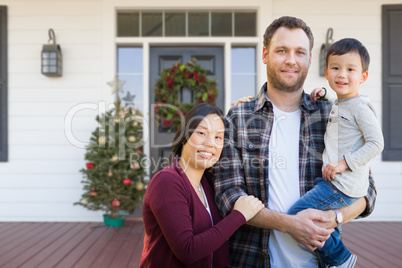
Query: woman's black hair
169 103 224 164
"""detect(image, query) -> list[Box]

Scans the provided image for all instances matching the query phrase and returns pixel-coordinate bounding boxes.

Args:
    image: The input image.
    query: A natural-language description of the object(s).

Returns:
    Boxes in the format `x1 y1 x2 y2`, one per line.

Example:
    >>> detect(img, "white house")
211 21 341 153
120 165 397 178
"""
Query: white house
0 0 401 222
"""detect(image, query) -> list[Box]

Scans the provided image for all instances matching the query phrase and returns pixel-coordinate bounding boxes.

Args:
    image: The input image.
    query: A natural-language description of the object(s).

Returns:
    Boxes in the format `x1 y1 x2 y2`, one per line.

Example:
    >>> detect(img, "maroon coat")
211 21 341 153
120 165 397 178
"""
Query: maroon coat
139 159 246 268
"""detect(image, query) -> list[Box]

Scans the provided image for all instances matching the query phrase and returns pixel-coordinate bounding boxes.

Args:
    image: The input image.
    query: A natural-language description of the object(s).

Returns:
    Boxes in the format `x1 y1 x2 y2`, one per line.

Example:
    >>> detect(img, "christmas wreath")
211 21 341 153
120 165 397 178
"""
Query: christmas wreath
154 59 218 131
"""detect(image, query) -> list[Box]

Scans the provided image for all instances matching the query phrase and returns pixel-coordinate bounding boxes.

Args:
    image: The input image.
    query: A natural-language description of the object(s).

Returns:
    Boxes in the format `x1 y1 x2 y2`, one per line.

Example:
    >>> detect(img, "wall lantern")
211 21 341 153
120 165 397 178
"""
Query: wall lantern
319 28 334 77
41 28 62 77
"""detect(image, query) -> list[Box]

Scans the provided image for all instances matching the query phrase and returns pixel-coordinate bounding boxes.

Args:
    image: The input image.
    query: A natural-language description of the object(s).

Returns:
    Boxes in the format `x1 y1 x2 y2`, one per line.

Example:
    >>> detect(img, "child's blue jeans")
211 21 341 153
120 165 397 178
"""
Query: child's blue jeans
288 177 359 266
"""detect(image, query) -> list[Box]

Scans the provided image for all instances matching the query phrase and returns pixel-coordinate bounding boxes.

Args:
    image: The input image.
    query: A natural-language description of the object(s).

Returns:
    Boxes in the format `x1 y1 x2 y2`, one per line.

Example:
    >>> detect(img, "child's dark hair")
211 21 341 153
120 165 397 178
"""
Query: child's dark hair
326 38 370 72
169 103 224 164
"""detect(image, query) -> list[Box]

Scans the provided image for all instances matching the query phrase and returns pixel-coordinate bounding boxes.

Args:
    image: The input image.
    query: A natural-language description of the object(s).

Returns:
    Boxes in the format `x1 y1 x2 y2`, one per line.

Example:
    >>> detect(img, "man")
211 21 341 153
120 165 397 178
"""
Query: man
214 16 376 267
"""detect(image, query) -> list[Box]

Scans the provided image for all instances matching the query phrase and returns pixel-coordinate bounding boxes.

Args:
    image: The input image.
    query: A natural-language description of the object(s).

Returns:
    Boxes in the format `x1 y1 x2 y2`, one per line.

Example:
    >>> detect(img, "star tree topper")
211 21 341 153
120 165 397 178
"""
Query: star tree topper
107 75 126 99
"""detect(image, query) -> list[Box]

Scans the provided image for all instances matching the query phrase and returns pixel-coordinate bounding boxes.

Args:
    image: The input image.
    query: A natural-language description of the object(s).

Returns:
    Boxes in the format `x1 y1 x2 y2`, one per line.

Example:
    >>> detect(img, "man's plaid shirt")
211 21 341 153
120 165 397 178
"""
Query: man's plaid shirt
213 83 377 268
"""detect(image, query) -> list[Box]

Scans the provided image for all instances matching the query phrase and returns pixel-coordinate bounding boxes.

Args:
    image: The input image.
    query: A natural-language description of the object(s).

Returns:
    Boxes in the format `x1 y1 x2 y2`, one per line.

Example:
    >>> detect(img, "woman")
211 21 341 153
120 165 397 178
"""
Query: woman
140 103 264 267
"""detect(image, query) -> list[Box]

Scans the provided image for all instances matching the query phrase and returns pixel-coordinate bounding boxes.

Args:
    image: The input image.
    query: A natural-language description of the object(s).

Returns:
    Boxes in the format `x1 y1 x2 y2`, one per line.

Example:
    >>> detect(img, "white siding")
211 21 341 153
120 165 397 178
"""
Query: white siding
0 0 104 221
0 0 401 221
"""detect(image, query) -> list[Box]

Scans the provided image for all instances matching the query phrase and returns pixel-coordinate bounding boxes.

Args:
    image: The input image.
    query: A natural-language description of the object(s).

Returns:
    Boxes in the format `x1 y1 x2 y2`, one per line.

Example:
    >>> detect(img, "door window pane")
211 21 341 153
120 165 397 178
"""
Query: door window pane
235 13 256 37
117 12 139 37
231 47 256 103
188 12 209 36
117 47 144 113
142 13 162 37
211 12 232 36
165 13 185 36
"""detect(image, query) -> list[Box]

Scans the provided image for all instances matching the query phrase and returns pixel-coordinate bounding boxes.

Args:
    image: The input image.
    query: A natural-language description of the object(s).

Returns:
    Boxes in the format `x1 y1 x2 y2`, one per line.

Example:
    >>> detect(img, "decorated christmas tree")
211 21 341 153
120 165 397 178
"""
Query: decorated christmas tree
74 77 147 219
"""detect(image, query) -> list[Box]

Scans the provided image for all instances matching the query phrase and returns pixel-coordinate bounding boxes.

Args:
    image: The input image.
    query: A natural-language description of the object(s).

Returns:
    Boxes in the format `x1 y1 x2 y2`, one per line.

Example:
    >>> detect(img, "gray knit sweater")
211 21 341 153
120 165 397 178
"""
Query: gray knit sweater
322 95 384 197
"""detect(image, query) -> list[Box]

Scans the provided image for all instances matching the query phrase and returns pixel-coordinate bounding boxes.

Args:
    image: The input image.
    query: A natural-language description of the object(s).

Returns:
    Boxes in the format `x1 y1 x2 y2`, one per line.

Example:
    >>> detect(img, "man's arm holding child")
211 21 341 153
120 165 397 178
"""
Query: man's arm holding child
247 207 334 251
247 192 373 251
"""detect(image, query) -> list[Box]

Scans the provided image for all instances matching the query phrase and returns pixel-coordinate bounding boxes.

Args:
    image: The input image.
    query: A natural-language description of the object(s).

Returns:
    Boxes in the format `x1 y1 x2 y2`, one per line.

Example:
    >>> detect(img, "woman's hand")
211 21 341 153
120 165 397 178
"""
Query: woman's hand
310 87 326 101
233 195 264 221
231 96 253 107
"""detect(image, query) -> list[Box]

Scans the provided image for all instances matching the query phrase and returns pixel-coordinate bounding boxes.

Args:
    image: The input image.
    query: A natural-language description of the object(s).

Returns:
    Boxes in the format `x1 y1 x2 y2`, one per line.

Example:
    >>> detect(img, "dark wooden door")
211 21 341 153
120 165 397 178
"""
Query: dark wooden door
149 47 224 176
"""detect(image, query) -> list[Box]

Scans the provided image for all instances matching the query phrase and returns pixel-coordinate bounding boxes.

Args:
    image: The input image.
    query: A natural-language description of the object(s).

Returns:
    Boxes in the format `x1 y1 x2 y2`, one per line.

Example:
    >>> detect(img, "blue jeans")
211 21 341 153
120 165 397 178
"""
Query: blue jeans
288 177 359 266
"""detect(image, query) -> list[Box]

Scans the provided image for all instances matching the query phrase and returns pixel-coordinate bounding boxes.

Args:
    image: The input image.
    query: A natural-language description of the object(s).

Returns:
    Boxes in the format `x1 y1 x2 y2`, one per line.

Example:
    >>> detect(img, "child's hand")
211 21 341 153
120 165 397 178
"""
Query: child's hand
310 87 326 101
322 159 348 181
231 96 253 107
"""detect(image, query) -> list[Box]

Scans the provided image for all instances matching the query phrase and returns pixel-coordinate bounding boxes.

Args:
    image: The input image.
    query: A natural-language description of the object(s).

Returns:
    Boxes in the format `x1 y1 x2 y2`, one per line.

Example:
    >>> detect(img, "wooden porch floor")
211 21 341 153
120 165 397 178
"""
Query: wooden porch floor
0 220 400 268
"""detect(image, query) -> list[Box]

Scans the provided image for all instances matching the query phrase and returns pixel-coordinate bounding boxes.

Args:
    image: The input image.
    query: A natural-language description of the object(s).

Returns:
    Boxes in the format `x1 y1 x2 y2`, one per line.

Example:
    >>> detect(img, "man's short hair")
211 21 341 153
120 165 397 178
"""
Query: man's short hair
263 16 314 52
326 38 370 72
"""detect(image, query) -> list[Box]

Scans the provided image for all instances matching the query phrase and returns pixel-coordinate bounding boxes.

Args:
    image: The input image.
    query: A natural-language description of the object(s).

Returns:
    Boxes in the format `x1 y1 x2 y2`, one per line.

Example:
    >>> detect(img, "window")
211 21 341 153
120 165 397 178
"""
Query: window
117 47 144 113
188 12 209 36
0 6 7 162
234 12 256 36
117 11 257 37
165 13 186 37
211 12 232 36
142 13 163 37
231 47 256 104
117 12 140 37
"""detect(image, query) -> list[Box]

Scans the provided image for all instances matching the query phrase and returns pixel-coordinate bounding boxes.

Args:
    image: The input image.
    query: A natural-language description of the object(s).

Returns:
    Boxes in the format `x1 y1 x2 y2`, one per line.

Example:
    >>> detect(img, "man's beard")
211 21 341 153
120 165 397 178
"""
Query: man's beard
266 63 308 93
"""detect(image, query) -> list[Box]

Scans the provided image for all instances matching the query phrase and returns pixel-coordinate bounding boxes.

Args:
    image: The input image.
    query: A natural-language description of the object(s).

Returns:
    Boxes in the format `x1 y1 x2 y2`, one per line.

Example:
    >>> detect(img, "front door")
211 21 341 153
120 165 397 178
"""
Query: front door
149 47 224 176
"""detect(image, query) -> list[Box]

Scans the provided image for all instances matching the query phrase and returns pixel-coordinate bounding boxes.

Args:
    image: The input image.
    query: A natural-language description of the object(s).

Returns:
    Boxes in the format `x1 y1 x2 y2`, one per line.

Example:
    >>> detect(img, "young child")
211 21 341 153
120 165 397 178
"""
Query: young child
288 38 384 268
